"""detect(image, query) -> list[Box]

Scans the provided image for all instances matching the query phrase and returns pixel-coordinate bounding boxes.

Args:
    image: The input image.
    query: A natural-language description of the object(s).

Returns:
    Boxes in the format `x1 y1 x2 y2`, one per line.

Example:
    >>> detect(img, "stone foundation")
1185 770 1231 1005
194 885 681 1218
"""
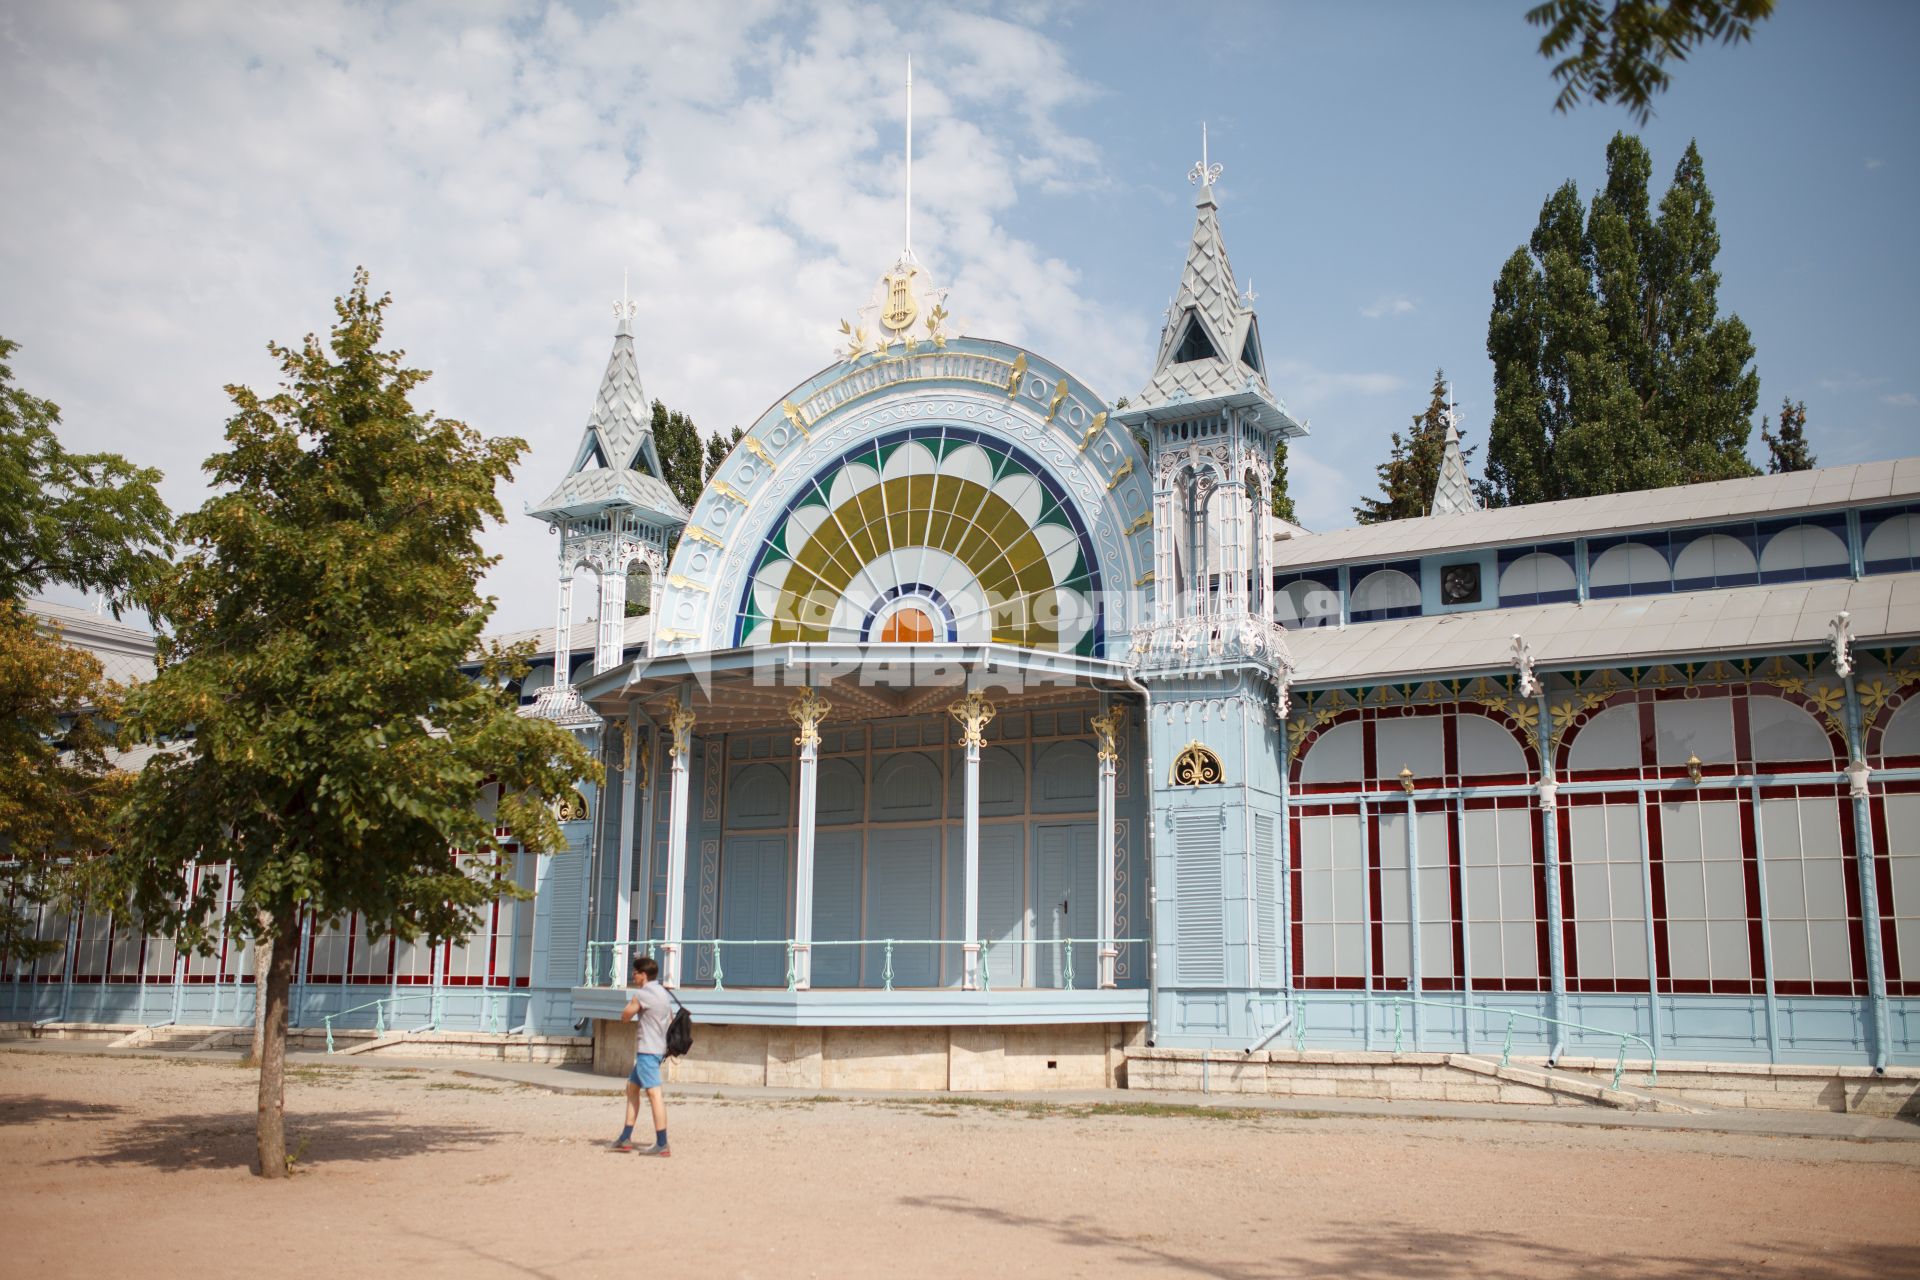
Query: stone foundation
1547 1057 1920 1117
1126 1048 1610 1106
591 1019 1143 1091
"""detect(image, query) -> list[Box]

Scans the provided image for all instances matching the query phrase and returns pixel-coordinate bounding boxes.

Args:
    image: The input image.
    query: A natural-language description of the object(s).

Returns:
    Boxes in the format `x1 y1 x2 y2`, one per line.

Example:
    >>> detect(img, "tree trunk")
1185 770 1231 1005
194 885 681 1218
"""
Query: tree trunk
247 908 271 1066
254 910 298 1178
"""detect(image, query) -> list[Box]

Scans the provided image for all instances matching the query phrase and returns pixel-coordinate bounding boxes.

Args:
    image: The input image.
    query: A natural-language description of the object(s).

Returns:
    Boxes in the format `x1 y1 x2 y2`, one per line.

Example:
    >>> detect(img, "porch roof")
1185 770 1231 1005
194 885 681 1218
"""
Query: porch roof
574 641 1141 734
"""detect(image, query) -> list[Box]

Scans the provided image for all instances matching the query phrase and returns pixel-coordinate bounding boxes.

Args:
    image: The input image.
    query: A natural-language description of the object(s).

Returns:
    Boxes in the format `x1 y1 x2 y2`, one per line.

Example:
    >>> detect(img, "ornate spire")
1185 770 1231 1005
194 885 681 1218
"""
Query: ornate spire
1429 389 1480 516
527 297 687 526
1120 131 1301 439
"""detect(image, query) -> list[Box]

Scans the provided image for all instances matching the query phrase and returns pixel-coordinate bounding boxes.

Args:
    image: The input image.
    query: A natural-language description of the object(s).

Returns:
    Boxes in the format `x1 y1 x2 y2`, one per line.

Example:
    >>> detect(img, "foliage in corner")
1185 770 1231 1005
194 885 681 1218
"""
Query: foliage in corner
1760 397 1816 474
1484 134 1758 508
1354 370 1478 524
0 337 171 961
113 271 599 1177
1529 0 1774 124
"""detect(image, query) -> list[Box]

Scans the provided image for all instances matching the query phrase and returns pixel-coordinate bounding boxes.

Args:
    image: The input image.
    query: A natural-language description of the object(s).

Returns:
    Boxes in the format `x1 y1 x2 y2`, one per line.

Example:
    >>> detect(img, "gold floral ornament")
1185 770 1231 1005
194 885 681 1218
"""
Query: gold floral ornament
553 789 589 822
789 686 831 751
668 706 696 761
1170 741 1224 786
1090 706 1126 765
948 690 997 748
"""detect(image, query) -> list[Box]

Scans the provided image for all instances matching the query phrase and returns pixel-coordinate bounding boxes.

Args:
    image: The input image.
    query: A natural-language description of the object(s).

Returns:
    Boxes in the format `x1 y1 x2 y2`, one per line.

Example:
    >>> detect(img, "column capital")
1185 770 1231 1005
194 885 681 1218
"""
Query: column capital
788 686 832 751
948 690 997 748
668 706 696 761
1090 705 1126 766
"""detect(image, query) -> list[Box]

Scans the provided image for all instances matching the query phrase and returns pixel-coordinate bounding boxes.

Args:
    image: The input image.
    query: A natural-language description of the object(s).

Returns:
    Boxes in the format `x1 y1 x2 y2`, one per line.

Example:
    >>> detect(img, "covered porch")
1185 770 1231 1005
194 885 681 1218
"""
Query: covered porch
572 643 1150 1020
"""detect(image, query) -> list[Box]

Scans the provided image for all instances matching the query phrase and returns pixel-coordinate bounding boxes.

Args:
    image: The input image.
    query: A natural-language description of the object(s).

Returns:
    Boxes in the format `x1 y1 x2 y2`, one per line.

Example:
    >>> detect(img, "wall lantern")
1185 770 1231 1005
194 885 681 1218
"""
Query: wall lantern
1398 765 1416 795
1686 753 1704 784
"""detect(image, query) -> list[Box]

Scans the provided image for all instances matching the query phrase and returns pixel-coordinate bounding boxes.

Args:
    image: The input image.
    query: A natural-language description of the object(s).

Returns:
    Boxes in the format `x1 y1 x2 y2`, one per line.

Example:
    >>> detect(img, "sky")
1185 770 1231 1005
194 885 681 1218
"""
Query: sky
4 0 1916 634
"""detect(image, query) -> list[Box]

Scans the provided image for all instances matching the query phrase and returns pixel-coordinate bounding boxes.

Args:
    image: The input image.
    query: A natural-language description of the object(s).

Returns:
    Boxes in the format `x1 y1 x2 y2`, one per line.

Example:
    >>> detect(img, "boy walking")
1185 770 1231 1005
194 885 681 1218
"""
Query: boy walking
613 955 672 1156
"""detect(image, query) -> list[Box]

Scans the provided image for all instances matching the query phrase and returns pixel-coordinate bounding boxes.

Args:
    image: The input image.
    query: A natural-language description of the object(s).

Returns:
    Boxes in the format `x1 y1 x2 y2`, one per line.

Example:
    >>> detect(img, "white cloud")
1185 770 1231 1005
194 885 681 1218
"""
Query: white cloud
1270 359 1404 401
1360 295 1416 319
1881 392 1918 407
1866 157 1885 170
0 1 1141 632
1818 371 1888 393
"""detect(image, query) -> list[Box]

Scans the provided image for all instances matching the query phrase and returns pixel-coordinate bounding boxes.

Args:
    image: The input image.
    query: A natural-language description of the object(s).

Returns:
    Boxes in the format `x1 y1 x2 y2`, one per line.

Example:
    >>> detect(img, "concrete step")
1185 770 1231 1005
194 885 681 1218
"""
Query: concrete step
1447 1054 1706 1114
107 1024 228 1050
333 1031 415 1057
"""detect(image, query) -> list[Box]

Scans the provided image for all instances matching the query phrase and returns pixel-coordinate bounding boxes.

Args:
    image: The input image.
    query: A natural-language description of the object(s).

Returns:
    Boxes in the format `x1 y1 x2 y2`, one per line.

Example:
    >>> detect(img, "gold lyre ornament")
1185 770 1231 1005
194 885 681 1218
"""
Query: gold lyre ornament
1090 706 1126 765
668 706 696 761
881 268 919 331
1170 741 1224 786
789 687 831 751
948 690 997 748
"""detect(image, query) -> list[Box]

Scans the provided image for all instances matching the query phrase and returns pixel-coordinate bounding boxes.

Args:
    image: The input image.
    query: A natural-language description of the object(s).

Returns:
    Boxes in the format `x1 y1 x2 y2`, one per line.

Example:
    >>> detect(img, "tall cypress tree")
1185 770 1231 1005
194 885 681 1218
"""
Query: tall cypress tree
1354 370 1475 524
1760 397 1816 473
1270 438 1299 523
650 399 705 510
1485 135 1758 507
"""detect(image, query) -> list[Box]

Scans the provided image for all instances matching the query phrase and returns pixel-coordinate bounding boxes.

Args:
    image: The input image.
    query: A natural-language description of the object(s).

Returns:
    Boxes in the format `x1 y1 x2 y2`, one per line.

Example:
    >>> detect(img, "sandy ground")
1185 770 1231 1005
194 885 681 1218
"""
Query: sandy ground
2 1050 1917 1279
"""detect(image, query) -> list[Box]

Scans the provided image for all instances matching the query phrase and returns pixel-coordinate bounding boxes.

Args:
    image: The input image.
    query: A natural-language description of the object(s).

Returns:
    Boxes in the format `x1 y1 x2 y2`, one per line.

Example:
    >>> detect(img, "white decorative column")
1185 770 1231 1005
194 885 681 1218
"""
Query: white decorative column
1218 477 1246 616
551 572 575 693
949 691 996 990
788 688 830 991
1090 704 1125 989
661 705 695 988
597 563 627 674
1153 470 1178 627
614 705 640 965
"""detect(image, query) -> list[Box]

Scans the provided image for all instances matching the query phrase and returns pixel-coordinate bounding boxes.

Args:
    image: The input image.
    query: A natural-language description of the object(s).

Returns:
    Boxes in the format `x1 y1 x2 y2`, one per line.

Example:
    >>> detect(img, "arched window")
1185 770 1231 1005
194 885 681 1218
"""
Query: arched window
1299 721 1363 784
1747 695 1834 764
1350 569 1420 621
1759 524 1849 581
1589 542 1668 597
1880 697 1920 762
1277 578 1337 628
1498 552 1577 605
1567 703 1642 773
1865 512 1920 571
1672 533 1757 588
1456 714 1528 776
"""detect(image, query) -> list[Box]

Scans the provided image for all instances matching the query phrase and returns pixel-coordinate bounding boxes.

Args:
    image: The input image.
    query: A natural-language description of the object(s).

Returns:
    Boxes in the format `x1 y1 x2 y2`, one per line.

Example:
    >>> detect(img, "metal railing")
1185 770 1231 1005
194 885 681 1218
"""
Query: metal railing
321 992 440 1054
584 937 1146 994
1286 991 1659 1090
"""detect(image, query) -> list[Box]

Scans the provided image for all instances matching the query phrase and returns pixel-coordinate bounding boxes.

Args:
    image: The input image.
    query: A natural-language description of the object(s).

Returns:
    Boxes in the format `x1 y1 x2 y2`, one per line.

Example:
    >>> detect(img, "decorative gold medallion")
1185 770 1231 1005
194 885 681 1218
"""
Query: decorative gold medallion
1170 741 1224 786
881 269 919 331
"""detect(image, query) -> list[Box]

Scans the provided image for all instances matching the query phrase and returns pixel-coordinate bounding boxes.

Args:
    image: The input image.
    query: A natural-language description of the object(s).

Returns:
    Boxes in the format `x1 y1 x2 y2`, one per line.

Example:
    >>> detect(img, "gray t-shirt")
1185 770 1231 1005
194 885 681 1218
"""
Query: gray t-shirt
630 981 672 1057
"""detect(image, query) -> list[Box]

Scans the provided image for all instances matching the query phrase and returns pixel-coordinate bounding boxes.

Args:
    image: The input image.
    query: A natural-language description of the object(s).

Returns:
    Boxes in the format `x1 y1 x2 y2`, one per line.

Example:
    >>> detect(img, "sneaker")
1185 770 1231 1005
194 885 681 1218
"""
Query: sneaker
610 1139 636 1152
635 1146 672 1157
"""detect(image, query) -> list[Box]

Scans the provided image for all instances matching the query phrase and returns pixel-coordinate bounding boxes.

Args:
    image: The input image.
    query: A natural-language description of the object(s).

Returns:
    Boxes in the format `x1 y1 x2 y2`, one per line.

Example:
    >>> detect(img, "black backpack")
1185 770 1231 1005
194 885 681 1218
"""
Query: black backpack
664 988 694 1058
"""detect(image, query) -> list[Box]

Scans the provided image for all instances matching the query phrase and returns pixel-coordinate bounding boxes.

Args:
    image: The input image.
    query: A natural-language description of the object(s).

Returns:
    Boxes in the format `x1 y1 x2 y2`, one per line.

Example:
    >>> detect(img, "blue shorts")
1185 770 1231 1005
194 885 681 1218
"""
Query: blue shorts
630 1052 663 1089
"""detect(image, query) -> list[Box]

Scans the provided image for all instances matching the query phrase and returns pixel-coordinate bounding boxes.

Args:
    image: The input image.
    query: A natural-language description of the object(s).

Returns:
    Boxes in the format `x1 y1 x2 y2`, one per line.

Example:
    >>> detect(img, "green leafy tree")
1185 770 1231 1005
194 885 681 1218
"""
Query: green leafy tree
652 400 704 510
1760 397 1816 474
1354 370 1477 524
113 273 598 1178
1529 0 1774 124
705 426 744 485
0 338 170 961
1270 439 1299 524
1485 135 1758 507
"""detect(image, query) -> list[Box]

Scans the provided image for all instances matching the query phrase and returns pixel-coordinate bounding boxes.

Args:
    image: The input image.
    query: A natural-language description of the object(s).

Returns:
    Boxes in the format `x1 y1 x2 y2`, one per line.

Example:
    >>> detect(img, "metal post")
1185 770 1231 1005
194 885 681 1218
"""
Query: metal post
789 688 828 991
1405 793 1423 1052
1749 778 1781 1062
951 692 994 990
615 705 640 971
1535 686 1567 1055
1358 793 1373 1050
662 700 695 989
1094 703 1122 989
1636 789 1662 1056
1454 796 1473 1054
1841 670 1890 1071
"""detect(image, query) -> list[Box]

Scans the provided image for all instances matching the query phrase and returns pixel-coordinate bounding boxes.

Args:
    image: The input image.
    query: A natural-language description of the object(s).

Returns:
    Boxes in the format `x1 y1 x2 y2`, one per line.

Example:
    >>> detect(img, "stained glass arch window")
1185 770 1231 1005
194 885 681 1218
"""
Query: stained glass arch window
735 424 1104 654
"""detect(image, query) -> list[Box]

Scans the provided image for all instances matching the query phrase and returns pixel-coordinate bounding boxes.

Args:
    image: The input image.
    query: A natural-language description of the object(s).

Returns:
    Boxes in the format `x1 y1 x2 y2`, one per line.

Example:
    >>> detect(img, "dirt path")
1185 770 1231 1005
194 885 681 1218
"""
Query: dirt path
2 1050 1916 1278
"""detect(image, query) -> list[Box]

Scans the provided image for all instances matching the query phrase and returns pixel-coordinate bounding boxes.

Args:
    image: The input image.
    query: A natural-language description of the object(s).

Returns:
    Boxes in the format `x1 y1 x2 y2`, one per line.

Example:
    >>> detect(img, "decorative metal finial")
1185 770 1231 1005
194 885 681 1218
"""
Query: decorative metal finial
1189 121 1223 188
1241 275 1258 305
614 268 637 320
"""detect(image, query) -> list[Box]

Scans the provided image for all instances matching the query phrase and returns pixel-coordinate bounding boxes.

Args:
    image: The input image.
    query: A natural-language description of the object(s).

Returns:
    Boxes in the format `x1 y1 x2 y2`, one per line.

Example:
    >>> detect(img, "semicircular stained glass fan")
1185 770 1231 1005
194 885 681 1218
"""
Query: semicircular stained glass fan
736 426 1102 654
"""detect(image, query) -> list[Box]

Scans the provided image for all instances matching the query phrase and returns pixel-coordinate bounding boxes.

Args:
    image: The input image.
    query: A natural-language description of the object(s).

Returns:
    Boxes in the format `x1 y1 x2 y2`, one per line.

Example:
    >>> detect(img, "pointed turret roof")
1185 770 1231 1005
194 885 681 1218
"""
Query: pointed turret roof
530 310 688 526
1429 403 1480 517
1117 154 1303 438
